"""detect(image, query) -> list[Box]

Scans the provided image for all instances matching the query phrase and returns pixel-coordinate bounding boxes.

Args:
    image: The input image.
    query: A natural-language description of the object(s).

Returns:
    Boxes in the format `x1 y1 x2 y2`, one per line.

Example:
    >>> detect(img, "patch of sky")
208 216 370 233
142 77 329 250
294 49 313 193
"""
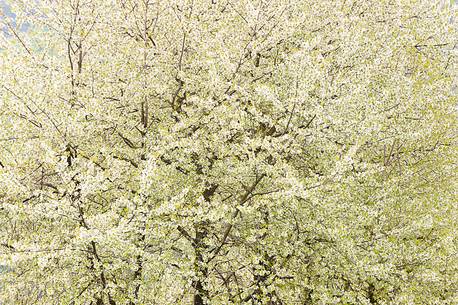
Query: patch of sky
1 0 30 37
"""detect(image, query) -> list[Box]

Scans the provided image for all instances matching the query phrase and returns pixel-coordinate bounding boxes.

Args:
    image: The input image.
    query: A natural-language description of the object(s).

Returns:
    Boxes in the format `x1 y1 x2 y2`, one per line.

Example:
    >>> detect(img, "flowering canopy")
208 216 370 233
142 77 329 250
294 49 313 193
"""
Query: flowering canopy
0 0 457 304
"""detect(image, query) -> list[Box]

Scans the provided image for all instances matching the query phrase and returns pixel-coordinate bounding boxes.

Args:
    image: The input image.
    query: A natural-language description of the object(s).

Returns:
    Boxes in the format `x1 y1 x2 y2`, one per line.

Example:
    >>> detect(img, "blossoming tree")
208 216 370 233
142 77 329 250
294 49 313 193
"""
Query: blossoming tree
0 0 457 304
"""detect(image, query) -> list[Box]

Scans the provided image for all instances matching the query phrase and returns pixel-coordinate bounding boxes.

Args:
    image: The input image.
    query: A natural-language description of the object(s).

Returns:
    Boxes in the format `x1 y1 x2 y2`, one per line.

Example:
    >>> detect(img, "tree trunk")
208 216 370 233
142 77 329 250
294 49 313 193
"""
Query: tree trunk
193 224 209 305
